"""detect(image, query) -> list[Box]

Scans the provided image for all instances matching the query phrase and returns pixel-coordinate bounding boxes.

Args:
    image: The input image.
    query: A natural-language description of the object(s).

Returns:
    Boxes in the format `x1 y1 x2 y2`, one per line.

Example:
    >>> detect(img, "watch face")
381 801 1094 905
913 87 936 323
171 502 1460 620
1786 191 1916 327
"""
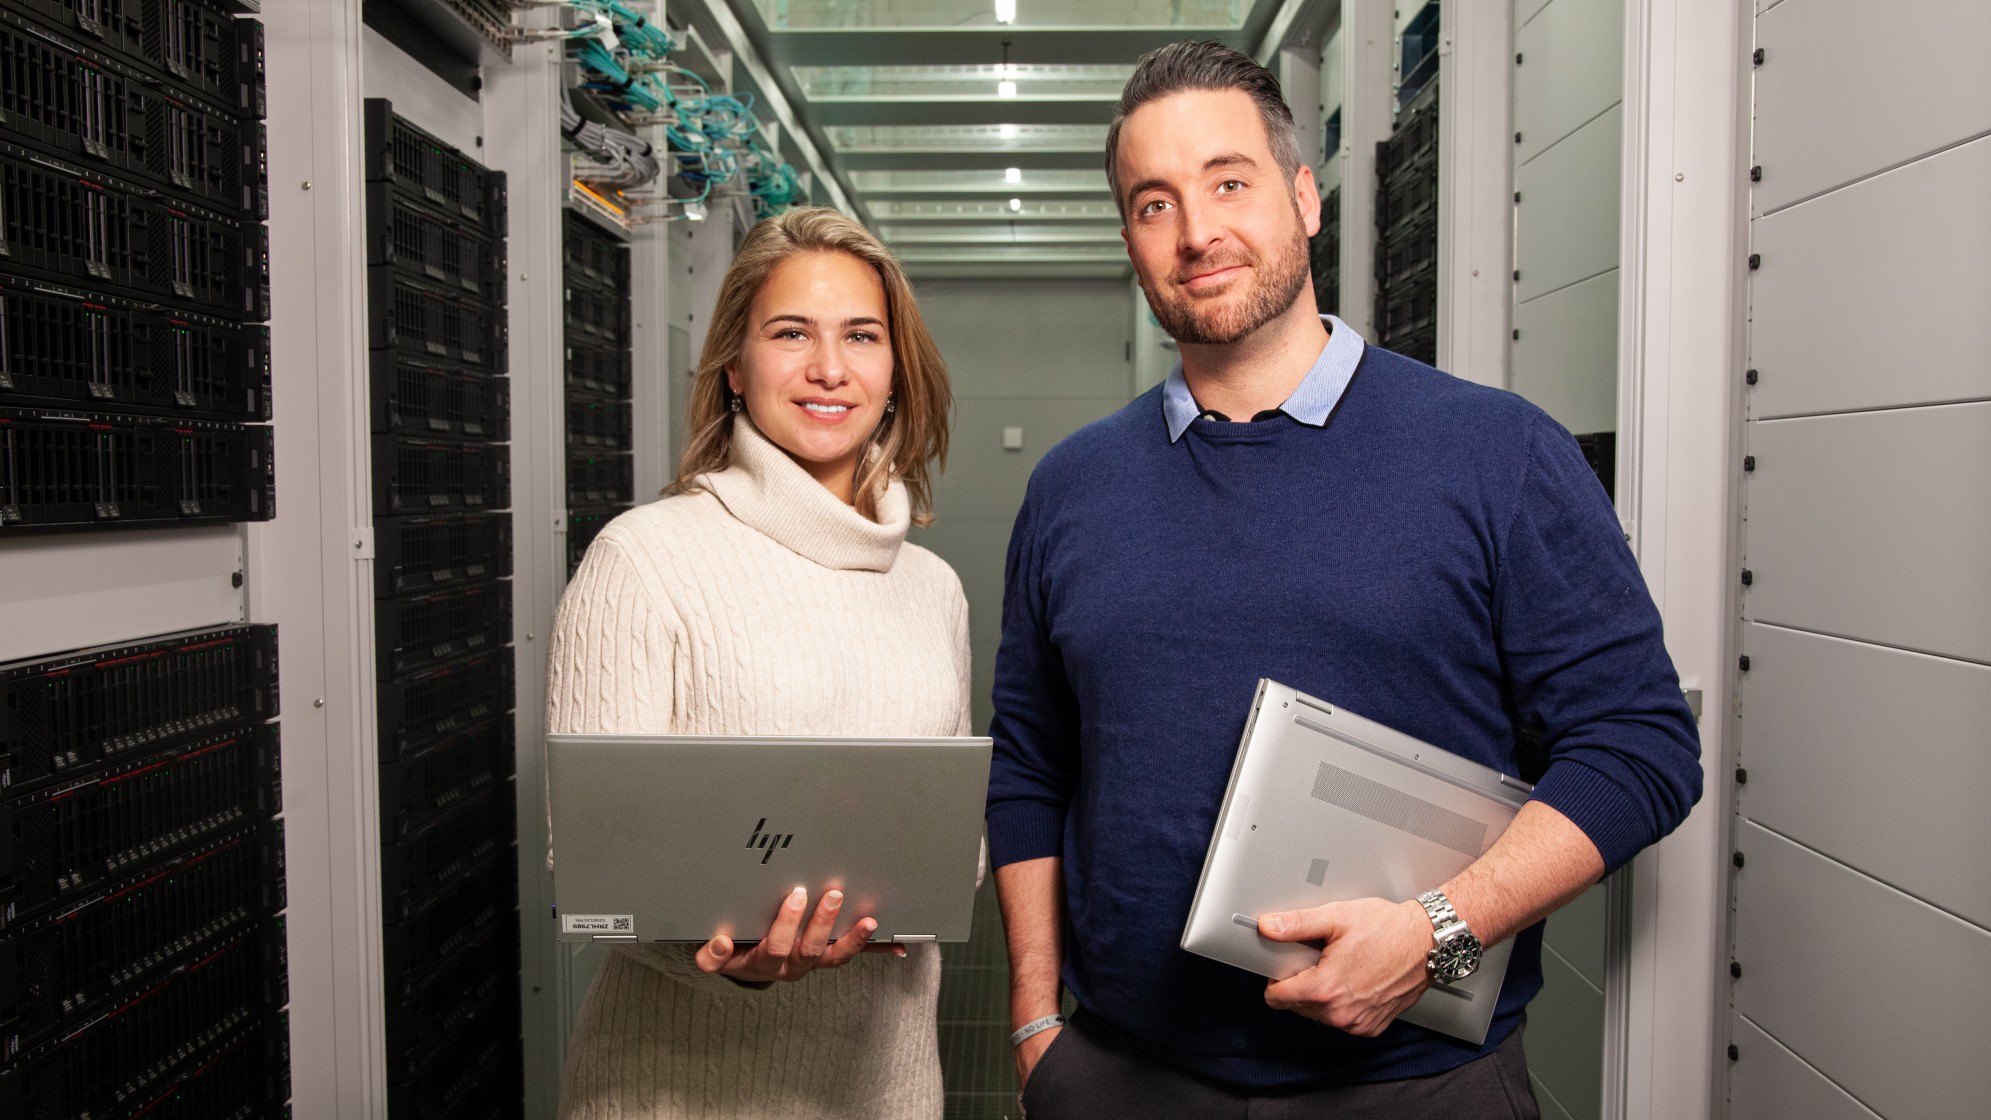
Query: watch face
1431 935 1482 983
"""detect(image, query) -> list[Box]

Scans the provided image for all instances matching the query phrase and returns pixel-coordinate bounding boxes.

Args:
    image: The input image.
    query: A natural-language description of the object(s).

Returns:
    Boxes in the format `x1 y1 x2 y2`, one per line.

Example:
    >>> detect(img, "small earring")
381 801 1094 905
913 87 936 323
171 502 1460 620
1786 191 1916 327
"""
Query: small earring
728 394 743 414
884 397 896 414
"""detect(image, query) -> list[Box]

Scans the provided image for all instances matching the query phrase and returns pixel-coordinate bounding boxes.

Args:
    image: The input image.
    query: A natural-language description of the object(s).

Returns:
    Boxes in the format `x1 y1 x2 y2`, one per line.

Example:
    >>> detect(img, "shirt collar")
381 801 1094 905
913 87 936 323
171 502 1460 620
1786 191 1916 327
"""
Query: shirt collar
1161 314 1367 443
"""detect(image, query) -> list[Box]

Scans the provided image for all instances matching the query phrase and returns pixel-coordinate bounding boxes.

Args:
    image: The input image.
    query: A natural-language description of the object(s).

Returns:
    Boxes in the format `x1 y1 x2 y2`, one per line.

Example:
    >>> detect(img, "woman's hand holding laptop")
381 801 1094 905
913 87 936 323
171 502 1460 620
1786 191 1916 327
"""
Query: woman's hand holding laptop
691 884 908 983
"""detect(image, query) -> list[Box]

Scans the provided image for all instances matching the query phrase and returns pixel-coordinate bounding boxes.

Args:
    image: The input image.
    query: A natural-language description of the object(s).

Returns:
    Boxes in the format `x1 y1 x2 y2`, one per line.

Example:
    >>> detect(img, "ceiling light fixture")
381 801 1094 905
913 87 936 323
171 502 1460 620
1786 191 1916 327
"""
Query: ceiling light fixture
997 39 1017 99
998 79 1017 98
1005 167 1022 184
999 123 1019 139
995 0 1016 25
1009 197 1023 211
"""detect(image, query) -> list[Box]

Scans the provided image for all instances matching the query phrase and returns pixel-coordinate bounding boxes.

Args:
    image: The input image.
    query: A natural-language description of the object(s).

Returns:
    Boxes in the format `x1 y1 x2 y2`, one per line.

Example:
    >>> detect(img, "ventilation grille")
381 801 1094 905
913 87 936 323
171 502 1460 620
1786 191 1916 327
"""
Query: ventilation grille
1310 761 1488 858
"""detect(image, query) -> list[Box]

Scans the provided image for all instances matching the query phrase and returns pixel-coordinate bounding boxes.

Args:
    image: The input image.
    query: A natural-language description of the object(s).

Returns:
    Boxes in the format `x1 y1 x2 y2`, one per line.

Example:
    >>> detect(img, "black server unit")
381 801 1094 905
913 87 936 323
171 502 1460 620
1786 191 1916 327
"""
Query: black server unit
1310 186 1340 316
0 0 273 535
0 624 289 1120
1374 75 1439 366
363 99 522 1120
562 211 633 577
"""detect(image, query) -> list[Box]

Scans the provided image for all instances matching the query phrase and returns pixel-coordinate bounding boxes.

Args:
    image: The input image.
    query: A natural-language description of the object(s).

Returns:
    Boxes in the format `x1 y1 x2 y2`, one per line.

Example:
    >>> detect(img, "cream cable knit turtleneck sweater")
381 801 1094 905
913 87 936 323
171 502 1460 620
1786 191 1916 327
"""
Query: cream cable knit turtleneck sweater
546 418 970 1120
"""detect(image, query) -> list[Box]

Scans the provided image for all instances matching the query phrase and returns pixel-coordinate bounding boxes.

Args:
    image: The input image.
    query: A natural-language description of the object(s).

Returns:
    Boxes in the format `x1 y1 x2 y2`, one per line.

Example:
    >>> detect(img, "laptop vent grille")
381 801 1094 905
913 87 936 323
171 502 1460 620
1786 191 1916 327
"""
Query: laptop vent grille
1310 762 1489 858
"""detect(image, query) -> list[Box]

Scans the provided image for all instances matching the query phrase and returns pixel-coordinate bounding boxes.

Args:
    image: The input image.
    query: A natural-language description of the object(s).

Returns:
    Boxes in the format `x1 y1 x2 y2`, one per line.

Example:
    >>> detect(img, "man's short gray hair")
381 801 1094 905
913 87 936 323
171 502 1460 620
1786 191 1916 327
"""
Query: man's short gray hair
1105 40 1304 217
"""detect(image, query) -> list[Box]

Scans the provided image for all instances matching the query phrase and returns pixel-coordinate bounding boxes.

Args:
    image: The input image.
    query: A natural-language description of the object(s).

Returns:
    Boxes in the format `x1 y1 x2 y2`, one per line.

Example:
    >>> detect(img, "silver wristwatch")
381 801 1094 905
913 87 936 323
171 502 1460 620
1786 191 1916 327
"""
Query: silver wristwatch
1416 889 1483 984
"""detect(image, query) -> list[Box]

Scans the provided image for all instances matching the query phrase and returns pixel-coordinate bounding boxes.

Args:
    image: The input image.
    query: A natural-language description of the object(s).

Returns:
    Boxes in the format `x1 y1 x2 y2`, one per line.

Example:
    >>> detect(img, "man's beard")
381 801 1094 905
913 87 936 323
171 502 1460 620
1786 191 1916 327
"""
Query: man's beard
1142 228 1312 346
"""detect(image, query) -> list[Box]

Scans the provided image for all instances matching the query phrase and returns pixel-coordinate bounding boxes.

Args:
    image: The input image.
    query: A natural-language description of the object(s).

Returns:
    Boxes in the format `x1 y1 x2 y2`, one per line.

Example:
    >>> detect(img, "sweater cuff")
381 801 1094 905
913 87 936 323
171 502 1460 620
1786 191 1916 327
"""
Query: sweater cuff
986 800 1067 868
1527 760 1654 874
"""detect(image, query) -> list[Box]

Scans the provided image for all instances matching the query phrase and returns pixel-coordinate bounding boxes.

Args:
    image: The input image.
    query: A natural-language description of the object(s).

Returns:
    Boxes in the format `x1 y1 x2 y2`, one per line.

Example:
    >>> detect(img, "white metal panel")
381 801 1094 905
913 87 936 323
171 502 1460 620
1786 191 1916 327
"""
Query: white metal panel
931 396 1126 524
1732 822 1991 1120
0 529 244 661
1749 134 1991 418
1514 0 1624 166
1517 0 1555 30
1515 104 1622 303
1512 268 1618 435
1743 402 1991 664
1728 1018 1882 1120
1436 0 1517 389
917 279 1133 400
1740 622 1991 929
1751 0 1991 214
360 26 484 157
1544 881 1608 990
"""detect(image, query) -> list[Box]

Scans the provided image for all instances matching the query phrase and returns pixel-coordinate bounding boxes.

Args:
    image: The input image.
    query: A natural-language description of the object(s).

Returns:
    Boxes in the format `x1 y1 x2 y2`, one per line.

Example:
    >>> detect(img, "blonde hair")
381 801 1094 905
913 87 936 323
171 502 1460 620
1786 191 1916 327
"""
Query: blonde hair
665 208 952 526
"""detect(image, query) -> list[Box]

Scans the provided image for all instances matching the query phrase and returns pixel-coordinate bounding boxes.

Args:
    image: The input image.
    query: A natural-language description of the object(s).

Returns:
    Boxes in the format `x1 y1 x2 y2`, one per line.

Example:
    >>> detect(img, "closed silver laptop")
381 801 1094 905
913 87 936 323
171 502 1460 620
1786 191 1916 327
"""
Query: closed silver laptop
1181 680 1532 1045
547 734 992 945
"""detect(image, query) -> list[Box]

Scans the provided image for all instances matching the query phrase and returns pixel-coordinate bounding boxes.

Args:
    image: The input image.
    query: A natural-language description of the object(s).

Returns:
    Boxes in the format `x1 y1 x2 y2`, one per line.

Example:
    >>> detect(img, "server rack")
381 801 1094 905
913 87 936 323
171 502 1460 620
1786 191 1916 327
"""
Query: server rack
363 99 522 1120
0 0 286 1105
562 210 634 576
0 625 287 1120
1374 76 1439 365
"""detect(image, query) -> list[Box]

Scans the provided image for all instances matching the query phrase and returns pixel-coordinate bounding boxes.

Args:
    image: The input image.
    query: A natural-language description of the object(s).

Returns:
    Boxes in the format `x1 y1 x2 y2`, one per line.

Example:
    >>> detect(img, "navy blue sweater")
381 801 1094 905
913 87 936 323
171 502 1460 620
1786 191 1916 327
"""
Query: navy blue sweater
986 346 1702 1089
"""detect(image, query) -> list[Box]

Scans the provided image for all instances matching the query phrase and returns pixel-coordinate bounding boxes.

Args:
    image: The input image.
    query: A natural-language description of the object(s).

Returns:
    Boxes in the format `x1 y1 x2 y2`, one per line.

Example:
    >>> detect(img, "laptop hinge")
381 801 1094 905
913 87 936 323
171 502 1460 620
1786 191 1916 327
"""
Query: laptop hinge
590 934 639 943
891 934 937 944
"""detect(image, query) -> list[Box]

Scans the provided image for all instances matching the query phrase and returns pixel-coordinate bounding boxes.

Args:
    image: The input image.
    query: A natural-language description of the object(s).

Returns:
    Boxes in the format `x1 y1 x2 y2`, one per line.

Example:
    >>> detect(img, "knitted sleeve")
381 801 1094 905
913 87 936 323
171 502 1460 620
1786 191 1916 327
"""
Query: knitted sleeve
1494 415 1705 872
544 534 760 995
984 479 1083 869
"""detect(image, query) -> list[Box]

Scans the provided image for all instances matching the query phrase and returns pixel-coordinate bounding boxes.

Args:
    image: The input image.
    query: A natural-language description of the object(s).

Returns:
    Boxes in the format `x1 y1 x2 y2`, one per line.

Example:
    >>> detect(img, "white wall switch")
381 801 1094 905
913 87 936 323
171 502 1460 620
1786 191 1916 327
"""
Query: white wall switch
1002 426 1024 451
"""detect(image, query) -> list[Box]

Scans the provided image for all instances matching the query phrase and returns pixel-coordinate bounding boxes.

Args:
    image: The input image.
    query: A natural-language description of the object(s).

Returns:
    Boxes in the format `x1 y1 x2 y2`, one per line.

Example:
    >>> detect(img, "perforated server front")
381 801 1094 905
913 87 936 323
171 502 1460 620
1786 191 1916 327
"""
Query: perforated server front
363 99 523 1120
1373 77 1439 365
0 625 289 1119
563 210 634 577
0 1 274 534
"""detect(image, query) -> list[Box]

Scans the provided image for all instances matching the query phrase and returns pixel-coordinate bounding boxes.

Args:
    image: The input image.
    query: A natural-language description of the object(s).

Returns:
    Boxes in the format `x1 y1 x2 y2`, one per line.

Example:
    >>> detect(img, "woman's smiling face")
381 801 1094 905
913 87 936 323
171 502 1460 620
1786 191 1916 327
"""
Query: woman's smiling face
729 250 896 503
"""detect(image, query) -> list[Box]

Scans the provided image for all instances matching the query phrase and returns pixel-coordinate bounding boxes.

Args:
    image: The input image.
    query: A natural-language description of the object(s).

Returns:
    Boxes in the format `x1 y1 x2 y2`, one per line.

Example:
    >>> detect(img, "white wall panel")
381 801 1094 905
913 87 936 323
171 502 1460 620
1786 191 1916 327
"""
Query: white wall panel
1742 402 1991 664
1515 104 1622 303
1512 268 1618 434
1732 822 1991 1120
1514 0 1624 166
1728 1018 1882 1120
916 279 1132 400
0 528 244 662
1740 622 1991 929
1517 0 1555 30
931 396 1125 518
1751 0 1991 214
1749 134 1991 418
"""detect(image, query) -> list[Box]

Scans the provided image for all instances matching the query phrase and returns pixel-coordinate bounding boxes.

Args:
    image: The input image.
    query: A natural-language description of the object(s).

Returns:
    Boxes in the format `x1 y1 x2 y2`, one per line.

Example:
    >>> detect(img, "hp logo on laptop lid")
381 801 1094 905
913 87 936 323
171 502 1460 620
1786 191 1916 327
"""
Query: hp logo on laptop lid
747 818 794 864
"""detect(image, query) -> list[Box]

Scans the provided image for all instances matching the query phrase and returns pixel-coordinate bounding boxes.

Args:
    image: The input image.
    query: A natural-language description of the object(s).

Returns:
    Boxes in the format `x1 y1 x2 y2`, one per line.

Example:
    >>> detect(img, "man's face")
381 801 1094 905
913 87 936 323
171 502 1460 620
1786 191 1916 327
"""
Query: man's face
1115 89 1321 346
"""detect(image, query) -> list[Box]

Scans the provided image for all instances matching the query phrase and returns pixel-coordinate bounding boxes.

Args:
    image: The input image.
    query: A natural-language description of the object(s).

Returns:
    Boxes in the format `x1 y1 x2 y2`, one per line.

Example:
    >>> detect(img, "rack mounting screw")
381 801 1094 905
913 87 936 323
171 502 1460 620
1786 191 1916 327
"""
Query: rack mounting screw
1743 456 1756 472
1748 253 1761 270
1736 767 1749 784
1739 655 1751 671
1749 165 1762 182
1729 1043 1742 1061
1752 48 1765 65
1733 851 1746 869
1741 569 1754 586
1515 131 1523 144
1731 961 1743 978
1515 53 1523 64
231 571 244 588
1746 368 1759 385
313 698 325 708
301 180 312 191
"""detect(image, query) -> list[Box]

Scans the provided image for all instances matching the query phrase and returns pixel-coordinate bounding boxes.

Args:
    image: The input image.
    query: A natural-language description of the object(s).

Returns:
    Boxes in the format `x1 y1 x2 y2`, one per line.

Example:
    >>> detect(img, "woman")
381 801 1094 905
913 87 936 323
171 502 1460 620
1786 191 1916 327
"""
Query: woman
547 208 966 1119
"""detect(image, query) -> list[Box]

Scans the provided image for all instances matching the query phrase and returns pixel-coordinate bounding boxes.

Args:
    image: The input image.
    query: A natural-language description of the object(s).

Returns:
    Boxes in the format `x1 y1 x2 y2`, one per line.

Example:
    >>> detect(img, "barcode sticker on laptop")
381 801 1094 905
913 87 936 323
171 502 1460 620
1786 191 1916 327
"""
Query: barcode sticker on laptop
563 914 636 934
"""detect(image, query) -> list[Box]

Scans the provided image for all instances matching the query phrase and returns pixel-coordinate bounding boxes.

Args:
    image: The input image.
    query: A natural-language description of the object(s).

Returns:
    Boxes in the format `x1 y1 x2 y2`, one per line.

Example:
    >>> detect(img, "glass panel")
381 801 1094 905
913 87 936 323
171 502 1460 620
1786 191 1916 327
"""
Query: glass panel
848 168 1109 191
823 124 1107 151
753 0 1246 31
792 64 1130 99
867 198 1121 220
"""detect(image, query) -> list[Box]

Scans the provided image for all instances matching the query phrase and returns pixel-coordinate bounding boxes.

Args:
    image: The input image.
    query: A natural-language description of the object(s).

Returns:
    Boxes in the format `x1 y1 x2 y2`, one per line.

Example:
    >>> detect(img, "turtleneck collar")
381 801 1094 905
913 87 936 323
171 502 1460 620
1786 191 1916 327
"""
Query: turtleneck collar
698 415 910 572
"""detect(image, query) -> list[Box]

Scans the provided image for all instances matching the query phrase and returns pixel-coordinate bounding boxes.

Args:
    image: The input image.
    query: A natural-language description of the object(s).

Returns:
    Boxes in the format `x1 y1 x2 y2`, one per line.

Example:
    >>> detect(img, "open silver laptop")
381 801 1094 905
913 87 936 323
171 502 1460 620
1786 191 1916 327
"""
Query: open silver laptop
1181 680 1532 1045
547 734 991 945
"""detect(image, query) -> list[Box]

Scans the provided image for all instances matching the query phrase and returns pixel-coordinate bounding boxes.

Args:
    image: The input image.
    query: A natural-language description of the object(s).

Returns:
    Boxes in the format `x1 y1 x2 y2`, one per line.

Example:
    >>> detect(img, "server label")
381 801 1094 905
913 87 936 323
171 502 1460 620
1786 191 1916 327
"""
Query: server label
562 914 635 934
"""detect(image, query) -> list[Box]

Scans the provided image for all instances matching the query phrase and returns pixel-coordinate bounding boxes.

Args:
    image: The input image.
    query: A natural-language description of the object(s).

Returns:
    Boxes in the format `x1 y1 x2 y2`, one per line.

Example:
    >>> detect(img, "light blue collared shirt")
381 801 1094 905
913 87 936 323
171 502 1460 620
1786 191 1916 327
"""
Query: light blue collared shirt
1160 314 1367 443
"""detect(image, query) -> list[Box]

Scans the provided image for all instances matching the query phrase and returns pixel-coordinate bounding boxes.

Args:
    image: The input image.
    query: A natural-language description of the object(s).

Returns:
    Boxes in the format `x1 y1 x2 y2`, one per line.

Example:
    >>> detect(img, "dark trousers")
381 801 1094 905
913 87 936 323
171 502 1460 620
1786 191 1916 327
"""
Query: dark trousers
1021 1012 1541 1120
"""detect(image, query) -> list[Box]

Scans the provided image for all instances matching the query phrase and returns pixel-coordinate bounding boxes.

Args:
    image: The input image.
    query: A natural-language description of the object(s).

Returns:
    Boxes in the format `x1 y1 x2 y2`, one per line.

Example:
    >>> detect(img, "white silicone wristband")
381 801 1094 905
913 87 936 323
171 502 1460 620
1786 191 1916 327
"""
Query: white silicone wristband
1009 1014 1065 1048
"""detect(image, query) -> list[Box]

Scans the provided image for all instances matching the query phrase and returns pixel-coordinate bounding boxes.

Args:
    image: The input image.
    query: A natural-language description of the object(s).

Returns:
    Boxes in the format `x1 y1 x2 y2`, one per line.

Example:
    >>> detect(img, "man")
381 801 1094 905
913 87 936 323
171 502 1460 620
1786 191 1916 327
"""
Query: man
986 41 1702 1118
